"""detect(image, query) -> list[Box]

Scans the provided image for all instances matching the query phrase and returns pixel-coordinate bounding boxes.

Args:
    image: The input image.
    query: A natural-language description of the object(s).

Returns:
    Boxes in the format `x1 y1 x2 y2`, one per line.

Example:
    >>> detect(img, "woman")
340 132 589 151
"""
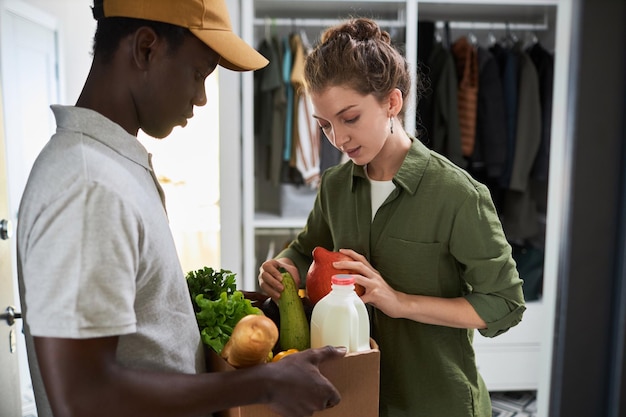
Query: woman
258 17 525 417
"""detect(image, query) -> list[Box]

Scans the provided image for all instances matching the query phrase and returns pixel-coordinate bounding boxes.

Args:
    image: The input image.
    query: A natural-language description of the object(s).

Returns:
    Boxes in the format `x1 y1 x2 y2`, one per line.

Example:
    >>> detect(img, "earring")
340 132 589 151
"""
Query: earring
390 117 394 134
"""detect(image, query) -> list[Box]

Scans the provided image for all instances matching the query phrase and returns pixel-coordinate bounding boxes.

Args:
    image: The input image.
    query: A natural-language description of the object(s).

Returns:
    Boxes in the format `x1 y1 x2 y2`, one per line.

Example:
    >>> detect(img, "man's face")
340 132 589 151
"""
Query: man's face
135 33 220 139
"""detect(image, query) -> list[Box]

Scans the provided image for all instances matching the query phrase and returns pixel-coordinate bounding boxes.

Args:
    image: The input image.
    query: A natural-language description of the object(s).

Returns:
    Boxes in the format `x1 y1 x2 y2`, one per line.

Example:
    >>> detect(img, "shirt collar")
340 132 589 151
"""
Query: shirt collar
51 105 151 171
350 136 430 195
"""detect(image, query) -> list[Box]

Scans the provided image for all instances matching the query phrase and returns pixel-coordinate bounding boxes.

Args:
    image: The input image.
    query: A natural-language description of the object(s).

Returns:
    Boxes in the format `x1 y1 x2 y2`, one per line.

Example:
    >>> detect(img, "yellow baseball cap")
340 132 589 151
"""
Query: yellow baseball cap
92 0 268 71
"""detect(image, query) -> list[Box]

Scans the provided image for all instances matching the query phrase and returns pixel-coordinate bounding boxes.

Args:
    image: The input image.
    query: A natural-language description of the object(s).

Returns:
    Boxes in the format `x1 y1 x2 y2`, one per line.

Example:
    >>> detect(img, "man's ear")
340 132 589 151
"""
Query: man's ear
131 26 160 71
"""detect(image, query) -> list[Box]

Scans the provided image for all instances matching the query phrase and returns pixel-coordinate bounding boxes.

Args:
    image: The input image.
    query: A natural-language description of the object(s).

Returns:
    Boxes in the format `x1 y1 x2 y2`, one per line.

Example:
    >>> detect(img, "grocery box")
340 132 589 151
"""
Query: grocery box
207 339 380 417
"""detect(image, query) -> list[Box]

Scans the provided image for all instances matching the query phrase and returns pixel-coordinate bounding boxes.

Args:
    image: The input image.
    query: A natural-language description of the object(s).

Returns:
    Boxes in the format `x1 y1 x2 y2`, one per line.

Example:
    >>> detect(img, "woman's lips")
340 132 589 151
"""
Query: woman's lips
345 146 361 158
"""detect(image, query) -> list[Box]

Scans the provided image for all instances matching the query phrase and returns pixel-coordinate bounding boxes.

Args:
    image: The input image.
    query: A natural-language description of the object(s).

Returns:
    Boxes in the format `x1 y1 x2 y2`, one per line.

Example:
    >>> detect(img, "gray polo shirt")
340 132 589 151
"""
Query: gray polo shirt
17 105 204 417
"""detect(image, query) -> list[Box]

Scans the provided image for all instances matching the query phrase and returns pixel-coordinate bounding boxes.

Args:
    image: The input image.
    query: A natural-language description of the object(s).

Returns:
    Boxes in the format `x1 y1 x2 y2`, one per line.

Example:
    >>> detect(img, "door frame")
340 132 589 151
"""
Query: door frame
539 0 626 416
0 70 21 417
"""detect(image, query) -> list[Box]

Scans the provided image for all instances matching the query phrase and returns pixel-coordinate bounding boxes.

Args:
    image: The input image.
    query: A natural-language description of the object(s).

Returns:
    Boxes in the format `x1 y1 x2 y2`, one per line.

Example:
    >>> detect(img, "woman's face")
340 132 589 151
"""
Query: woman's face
311 86 391 166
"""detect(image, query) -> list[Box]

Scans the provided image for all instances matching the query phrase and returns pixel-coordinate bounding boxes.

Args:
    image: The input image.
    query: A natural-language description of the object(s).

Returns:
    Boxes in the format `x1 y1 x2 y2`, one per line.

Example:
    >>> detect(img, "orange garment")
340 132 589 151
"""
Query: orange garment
290 33 320 187
451 36 479 157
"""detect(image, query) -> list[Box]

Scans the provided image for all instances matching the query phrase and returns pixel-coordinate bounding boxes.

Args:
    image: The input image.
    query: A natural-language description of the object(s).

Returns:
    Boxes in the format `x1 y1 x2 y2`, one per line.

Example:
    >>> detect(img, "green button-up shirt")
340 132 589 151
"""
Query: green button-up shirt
278 137 525 417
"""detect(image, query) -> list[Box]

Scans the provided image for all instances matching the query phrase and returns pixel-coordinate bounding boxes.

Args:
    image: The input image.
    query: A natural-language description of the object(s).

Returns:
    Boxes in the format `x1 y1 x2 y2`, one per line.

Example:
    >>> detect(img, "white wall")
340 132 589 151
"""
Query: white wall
22 0 95 104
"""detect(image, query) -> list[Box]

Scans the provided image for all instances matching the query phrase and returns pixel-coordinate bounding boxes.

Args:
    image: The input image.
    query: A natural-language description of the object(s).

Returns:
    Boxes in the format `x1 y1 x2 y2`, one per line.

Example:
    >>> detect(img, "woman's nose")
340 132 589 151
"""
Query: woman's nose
332 126 349 149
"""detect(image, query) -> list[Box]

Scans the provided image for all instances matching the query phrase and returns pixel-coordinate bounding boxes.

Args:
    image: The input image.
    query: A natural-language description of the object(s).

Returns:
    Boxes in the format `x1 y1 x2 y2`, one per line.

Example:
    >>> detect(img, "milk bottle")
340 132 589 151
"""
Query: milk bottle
310 274 370 352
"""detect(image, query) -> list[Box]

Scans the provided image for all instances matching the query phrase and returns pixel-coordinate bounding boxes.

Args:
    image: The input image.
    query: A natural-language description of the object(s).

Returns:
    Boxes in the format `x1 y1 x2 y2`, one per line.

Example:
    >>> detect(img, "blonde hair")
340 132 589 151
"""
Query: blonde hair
304 18 414 123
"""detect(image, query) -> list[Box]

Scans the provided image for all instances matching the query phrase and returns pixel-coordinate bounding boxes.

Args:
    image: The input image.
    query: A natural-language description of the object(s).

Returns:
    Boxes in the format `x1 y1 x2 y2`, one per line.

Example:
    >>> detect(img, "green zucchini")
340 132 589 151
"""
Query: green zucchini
278 269 311 351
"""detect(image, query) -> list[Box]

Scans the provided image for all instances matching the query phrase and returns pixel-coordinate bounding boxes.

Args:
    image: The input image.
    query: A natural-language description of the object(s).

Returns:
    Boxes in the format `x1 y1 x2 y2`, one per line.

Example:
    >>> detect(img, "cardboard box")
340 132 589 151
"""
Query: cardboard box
207 340 380 417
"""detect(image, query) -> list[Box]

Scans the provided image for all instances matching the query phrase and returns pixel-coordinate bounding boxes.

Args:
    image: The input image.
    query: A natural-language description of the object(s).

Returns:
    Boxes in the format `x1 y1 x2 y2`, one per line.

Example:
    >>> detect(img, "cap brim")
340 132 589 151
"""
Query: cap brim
191 29 268 72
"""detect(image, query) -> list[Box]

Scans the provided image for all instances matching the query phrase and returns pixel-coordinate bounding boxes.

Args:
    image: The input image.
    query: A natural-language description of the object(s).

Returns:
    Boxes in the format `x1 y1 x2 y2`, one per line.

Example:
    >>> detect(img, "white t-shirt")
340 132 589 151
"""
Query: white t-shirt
17 105 204 417
366 166 396 221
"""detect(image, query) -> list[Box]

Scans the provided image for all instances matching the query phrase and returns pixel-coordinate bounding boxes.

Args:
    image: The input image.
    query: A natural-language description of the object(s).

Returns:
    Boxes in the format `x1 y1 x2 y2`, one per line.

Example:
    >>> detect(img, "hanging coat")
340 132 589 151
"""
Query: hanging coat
451 36 479 158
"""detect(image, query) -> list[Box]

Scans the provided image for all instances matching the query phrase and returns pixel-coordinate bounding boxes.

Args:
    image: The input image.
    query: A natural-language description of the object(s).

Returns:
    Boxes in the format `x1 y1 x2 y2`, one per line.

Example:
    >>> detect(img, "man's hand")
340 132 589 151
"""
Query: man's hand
265 346 346 416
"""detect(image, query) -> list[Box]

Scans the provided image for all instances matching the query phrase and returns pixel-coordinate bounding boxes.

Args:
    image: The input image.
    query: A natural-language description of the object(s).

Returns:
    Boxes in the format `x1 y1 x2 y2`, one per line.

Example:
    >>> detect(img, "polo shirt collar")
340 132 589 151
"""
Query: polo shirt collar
51 105 151 171
350 136 430 195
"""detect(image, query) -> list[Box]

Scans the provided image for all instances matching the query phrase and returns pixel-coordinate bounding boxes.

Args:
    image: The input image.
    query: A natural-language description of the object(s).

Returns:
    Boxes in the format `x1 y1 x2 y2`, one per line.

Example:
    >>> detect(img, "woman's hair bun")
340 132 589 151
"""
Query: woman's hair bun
304 16 414 124
321 18 391 45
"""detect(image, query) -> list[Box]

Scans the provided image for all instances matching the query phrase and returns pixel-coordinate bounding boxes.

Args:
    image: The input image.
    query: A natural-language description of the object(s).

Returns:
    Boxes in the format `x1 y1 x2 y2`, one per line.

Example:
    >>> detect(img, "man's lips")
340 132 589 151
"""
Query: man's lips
180 113 194 127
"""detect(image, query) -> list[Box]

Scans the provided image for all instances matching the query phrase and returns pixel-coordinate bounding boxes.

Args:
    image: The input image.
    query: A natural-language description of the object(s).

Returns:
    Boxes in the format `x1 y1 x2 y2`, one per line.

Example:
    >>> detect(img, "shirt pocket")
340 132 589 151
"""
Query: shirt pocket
374 237 442 296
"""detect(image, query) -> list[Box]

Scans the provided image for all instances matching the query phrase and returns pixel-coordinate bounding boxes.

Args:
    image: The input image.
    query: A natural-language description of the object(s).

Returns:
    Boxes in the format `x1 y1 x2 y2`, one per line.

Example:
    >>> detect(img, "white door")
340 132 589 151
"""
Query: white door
0 1 60 415
0 79 20 417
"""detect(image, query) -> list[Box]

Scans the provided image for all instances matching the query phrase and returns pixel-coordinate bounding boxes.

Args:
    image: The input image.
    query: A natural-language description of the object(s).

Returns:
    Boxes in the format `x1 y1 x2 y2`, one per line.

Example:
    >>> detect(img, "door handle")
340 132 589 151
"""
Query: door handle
1 306 22 326
0 219 12 240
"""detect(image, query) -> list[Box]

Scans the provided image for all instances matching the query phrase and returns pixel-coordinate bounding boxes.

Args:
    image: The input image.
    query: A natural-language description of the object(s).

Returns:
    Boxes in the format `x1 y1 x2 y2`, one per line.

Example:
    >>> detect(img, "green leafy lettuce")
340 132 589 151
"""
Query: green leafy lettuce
186 267 237 310
195 291 261 354
186 267 261 354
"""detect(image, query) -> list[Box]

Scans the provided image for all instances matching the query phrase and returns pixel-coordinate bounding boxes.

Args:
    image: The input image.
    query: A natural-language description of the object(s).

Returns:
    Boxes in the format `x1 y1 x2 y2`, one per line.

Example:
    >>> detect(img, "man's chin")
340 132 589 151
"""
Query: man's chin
141 127 174 140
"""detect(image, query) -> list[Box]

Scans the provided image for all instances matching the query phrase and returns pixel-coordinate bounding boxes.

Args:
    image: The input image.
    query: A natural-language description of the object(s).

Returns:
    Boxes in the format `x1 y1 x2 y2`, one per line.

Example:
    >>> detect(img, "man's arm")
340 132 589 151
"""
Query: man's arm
35 336 344 417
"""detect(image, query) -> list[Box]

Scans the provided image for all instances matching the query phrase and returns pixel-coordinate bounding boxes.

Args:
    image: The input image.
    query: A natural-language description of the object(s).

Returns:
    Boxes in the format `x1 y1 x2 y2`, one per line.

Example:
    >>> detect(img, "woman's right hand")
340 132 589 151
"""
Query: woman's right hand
258 258 300 302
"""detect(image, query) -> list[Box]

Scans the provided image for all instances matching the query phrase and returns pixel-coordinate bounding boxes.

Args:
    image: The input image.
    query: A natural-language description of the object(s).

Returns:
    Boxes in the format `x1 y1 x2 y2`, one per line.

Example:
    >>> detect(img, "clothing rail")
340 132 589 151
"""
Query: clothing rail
254 17 406 28
434 15 549 31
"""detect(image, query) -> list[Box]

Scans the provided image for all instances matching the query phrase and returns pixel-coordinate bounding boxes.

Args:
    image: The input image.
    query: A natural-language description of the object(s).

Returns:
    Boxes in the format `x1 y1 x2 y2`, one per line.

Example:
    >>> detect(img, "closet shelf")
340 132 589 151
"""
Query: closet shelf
254 0 406 18
417 1 557 29
254 214 307 230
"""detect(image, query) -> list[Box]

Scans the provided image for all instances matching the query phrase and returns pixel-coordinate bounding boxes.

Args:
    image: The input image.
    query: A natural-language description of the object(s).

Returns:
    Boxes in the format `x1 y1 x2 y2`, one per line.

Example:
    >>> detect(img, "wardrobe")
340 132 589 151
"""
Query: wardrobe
231 0 560 394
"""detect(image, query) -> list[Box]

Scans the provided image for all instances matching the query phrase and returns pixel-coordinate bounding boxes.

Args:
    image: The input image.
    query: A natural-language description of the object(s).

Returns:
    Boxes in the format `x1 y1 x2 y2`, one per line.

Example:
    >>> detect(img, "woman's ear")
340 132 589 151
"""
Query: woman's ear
387 88 403 117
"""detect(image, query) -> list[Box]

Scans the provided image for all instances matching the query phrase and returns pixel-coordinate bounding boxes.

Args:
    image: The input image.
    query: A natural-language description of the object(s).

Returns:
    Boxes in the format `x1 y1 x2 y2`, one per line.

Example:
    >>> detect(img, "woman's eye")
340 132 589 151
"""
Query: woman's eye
345 116 359 124
320 124 331 131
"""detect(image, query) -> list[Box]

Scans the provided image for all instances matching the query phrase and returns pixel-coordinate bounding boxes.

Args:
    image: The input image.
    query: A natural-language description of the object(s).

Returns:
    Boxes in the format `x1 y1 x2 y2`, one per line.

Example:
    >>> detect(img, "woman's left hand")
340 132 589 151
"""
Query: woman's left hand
333 249 403 318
